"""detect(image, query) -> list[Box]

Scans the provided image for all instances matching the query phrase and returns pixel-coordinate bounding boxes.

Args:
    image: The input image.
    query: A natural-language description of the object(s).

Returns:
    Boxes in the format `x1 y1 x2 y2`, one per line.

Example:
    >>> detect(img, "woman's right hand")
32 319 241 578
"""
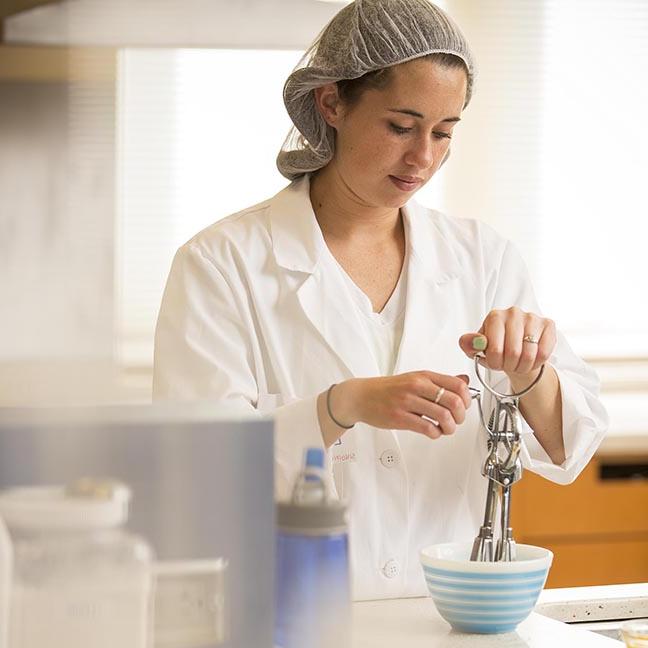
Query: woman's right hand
321 372 472 447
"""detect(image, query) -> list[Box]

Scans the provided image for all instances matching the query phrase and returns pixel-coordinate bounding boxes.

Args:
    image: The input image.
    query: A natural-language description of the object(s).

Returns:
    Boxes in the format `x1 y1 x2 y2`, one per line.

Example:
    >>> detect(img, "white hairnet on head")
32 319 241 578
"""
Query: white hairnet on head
276 0 475 180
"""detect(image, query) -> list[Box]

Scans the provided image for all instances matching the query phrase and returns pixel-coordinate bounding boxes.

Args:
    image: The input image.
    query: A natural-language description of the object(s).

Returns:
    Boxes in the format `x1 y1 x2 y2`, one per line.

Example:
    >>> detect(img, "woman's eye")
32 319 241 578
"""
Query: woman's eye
389 123 411 135
389 123 452 140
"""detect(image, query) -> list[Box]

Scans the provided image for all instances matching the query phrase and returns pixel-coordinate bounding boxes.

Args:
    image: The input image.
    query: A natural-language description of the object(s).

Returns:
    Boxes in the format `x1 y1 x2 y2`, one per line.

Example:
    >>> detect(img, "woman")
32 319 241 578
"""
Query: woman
153 0 608 599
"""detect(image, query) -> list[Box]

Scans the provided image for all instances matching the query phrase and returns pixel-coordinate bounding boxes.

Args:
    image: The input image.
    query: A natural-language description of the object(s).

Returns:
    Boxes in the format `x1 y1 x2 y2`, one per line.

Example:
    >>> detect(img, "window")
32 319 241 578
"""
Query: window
116 48 301 366
538 0 648 359
440 0 648 364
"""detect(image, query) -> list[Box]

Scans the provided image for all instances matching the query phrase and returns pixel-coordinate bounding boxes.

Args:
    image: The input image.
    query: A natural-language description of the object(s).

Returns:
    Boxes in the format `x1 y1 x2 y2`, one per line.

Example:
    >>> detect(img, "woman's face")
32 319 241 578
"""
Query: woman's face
322 58 468 209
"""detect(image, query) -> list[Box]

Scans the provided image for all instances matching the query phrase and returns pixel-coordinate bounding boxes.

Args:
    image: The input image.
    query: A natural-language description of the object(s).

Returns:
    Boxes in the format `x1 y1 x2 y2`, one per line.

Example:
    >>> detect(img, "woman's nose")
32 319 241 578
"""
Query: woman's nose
404 135 434 169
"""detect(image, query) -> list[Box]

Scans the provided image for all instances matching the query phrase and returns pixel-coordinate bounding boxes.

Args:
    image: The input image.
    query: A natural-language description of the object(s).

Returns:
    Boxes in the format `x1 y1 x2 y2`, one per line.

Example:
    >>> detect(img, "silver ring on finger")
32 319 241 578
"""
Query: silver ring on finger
523 334 540 344
433 387 446 404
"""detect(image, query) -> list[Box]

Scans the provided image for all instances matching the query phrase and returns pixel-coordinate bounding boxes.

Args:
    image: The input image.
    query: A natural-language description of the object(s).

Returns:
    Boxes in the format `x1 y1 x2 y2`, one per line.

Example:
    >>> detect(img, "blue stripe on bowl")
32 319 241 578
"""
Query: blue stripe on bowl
428 584 542 601
437 605 529 621
432 597 537 613
425 577 546 590
425 574 546 586
442 614 529 628
433 596 537 612
425 582 544 594
435 603 532 617
428 592 541 606
427 590 538 603
425 579 545 592
422 565 548 580
423 575 546 589
428 591 540 604
424 571 546 583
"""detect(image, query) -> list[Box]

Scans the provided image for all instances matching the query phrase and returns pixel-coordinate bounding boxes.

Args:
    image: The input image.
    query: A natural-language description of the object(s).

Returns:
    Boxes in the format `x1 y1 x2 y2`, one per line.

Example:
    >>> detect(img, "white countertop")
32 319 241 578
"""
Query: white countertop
537 583 648 623
352 597 623 647
598 392 648 456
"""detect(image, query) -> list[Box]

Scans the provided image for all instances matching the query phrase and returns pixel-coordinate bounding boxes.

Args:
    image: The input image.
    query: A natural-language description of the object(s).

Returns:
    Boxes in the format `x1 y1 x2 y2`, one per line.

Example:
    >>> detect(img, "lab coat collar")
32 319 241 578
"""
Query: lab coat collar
269 174 465 286
401 200 465 287
269 175 324 274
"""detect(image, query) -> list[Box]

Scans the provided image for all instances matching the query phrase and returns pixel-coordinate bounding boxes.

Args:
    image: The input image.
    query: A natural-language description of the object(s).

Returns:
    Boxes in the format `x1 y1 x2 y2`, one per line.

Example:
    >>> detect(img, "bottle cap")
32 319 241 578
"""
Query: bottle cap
0 479 131 530
305 448 324 469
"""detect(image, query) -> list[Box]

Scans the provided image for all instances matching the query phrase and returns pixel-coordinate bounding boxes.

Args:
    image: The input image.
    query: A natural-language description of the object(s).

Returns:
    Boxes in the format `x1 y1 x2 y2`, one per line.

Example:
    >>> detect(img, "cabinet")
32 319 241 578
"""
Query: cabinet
0 1 58 21
0 45 115 82
511 455 648 587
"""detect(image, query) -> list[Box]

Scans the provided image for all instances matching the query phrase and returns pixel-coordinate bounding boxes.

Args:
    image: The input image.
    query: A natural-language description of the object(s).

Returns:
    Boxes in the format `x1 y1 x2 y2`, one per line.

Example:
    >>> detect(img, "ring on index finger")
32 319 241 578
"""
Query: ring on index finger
433 387 446 404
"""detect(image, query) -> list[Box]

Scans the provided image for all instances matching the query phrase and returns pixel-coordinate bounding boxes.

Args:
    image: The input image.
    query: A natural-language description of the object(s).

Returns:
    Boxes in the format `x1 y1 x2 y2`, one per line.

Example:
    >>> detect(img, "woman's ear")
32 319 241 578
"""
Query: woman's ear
314 83 343 128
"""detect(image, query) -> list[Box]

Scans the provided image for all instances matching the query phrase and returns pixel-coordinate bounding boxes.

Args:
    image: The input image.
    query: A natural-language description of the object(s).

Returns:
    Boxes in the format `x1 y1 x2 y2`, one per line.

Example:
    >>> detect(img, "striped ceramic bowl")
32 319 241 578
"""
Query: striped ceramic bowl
420 542 553 634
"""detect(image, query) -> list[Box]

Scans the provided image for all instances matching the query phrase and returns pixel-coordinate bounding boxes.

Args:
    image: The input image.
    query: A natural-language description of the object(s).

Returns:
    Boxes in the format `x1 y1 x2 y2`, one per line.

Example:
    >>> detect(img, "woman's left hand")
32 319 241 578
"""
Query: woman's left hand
458 306 557 379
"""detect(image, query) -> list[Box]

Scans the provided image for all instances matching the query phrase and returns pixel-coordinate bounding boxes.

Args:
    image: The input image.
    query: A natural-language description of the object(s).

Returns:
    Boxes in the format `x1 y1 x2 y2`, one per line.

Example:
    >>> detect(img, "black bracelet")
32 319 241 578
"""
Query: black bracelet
326 384 354 429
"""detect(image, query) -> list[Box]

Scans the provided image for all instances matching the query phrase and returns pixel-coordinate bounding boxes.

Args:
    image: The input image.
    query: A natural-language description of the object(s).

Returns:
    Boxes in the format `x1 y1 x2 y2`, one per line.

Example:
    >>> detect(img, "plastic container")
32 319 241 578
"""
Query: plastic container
0 515 12 648
0 479 154 648
621 620 648 648
275 448 351 648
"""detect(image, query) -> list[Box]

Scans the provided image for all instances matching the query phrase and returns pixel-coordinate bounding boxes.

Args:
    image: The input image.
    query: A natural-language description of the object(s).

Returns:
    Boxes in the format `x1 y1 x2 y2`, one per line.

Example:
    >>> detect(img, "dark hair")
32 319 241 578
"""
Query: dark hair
336 53 468 108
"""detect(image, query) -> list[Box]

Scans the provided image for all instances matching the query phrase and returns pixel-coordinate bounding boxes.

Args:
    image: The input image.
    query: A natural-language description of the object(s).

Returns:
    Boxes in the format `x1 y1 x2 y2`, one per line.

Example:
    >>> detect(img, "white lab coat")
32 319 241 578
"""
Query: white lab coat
153 175 608 601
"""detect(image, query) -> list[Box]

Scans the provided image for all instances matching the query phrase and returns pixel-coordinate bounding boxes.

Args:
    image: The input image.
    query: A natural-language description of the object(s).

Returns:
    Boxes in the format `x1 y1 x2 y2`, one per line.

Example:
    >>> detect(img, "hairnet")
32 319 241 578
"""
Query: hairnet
276 0 475 180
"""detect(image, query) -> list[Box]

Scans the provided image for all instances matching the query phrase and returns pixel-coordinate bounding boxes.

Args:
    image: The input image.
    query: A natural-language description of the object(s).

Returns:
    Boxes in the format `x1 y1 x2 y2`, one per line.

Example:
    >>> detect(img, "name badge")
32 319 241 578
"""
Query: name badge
332 451 357 464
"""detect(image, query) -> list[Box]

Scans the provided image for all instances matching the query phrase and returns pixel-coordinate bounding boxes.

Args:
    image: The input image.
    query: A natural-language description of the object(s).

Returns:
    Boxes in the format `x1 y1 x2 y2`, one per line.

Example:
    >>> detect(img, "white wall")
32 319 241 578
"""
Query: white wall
0 49 122 404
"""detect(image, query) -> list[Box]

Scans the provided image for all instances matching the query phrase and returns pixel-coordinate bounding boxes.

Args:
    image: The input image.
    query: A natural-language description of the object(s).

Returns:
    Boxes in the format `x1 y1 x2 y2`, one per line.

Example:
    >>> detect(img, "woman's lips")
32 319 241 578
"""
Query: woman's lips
389 175 423 192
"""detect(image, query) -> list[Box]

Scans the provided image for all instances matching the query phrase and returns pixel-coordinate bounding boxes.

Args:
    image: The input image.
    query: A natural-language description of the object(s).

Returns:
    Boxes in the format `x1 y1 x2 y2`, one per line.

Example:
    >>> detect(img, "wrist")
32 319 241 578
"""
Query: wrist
506 365 545 391
330 379 364 427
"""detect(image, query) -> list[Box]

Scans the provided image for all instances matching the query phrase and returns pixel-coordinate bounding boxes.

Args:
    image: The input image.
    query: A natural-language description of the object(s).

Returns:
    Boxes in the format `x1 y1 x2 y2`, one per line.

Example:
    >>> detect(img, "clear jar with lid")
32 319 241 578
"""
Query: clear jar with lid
0 514 11 648
0 479 154 648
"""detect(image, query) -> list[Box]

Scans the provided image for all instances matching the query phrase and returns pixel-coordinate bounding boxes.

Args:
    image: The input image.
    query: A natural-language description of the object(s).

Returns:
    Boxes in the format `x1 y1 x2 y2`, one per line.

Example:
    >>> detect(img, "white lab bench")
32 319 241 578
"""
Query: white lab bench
598 392 648 457
352 596 624 647
536 583 648 640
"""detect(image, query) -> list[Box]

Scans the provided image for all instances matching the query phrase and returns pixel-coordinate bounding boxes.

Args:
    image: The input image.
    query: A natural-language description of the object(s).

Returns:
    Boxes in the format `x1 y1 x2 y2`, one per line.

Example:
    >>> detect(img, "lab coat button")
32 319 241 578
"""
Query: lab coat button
379 450 398 468
382 559 399 579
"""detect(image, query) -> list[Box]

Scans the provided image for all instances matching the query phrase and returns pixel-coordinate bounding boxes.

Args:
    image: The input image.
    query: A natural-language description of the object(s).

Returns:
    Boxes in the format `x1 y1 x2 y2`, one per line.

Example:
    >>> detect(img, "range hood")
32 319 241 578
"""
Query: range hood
1 0 343 49
0 0 59 21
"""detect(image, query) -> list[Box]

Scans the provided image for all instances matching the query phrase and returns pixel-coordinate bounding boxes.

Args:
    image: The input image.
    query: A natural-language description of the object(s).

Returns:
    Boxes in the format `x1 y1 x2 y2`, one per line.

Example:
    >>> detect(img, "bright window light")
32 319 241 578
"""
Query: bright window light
117 48 301 366
538 0 648 357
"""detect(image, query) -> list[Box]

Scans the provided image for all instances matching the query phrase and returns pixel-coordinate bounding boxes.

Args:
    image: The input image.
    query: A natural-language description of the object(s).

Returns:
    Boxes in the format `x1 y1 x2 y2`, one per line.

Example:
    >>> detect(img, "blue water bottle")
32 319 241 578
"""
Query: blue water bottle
275 448 351 648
